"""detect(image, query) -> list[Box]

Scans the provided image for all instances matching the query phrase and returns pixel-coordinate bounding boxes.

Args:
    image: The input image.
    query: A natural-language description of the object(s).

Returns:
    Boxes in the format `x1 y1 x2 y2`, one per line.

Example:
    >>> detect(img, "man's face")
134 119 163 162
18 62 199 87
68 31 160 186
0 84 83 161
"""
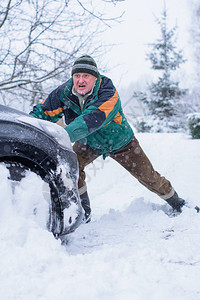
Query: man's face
73 73 97 96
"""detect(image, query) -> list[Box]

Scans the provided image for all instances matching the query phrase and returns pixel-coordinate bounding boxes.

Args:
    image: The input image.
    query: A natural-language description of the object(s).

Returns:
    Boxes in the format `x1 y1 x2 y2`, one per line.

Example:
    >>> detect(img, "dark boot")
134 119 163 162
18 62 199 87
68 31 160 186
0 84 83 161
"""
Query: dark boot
80 191 91 223
166 192 185 212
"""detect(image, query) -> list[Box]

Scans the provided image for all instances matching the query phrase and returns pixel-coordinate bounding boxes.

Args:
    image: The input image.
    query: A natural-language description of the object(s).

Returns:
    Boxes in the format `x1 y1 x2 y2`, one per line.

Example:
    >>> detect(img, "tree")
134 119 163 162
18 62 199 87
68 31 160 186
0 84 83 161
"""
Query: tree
144 7 186 119
0 0 123 110
190 1 200 83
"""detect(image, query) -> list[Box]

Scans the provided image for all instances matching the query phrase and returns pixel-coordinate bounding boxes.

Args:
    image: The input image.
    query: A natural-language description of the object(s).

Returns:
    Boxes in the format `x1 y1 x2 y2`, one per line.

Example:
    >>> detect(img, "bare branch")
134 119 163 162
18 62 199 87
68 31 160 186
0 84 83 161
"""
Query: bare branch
102 0 125 3
0 0 12 29
76 0 124 28
0 0 123 108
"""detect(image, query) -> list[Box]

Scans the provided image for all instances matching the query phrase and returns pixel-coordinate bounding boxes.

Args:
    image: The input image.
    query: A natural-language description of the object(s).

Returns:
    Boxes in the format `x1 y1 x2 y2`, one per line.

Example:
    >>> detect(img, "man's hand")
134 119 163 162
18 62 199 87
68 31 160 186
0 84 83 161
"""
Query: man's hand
56 118 66 128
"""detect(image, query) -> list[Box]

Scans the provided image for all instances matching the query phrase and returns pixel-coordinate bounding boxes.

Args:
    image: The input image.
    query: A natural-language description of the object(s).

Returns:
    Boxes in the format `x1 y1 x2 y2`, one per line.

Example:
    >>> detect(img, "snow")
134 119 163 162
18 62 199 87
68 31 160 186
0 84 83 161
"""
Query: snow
0 133 200 300
17 116 72 150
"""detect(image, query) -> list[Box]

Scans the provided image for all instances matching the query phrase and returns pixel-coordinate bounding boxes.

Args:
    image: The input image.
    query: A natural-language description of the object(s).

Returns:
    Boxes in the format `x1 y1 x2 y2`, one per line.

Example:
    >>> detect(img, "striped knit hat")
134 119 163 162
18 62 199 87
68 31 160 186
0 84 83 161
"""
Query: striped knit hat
71 55 98 78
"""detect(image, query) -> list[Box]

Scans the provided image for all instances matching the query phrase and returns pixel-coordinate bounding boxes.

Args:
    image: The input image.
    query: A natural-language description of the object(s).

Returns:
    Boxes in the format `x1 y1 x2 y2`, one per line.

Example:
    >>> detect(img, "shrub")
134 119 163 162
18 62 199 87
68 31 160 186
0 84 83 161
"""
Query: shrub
188 113 200 139
133 115 184 133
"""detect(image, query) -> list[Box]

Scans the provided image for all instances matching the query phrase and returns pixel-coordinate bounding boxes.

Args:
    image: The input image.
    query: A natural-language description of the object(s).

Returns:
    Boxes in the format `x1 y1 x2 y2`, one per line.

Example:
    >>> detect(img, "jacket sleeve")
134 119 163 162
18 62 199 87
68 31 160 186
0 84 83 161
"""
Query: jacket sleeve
65 77 121 142
29 83 66 122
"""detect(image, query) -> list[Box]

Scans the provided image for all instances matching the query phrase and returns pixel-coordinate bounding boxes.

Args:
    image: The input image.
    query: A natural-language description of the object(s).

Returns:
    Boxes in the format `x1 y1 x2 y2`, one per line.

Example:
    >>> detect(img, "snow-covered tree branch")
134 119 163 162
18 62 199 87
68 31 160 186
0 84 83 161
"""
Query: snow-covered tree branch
0 0 123 109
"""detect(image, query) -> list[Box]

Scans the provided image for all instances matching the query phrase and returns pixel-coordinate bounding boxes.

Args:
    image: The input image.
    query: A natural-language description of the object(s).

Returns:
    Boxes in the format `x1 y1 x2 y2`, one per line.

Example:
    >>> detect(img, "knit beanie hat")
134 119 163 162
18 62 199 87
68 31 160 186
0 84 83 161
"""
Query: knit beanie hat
71 55 98 78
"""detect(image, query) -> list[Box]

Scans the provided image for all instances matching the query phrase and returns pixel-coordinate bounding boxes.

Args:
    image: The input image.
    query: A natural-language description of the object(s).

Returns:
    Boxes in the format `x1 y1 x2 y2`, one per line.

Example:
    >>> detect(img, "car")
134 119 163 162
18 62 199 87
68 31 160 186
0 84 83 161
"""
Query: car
0 104 83 238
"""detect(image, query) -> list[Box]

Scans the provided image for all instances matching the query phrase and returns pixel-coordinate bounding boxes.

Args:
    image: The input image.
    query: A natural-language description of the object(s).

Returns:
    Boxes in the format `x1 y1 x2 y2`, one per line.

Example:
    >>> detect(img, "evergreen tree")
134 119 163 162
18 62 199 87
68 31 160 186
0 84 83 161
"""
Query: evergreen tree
145 7 186 119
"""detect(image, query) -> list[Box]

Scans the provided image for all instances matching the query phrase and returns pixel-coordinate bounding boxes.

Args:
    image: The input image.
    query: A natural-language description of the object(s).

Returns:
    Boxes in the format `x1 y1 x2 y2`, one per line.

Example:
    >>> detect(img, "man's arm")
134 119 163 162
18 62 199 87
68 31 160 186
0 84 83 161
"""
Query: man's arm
30 83 66 122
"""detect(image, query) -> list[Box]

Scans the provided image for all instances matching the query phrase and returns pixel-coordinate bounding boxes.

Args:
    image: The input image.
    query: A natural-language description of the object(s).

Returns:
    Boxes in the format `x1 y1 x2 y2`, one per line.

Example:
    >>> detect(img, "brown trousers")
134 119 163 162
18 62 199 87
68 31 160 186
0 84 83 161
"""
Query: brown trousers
73 137 174 200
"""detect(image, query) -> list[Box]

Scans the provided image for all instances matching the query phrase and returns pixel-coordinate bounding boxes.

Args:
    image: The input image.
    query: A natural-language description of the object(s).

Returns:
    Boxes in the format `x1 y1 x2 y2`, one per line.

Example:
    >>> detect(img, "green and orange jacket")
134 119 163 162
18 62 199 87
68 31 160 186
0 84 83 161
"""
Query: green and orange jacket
30 74 134 156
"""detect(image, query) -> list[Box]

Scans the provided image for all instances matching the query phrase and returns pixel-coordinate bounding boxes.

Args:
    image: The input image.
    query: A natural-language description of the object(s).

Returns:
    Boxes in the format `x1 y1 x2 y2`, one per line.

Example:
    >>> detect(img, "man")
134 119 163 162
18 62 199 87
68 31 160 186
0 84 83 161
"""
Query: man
30 55 185 222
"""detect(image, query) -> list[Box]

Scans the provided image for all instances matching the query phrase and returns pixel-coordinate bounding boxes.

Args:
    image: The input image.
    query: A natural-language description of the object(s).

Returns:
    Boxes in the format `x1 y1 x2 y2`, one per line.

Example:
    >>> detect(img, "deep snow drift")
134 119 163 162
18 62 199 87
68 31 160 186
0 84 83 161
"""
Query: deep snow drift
0 133 200 300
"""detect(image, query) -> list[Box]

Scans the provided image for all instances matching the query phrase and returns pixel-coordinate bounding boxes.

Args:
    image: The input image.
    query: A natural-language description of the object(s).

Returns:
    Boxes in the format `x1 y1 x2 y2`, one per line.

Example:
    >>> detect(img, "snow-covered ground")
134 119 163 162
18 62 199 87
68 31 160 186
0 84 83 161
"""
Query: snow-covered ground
0 133 200 300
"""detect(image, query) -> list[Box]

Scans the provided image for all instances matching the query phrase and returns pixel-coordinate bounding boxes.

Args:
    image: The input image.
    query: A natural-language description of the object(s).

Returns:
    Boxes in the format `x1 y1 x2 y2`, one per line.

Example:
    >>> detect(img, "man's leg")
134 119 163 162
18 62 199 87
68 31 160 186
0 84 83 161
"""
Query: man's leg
110 137 185 211
73 142 99 221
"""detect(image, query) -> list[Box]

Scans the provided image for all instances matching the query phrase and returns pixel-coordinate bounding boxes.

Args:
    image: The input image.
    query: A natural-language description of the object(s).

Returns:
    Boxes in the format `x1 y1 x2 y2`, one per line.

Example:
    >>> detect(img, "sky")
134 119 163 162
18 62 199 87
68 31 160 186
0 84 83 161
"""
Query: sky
99 0 194 89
